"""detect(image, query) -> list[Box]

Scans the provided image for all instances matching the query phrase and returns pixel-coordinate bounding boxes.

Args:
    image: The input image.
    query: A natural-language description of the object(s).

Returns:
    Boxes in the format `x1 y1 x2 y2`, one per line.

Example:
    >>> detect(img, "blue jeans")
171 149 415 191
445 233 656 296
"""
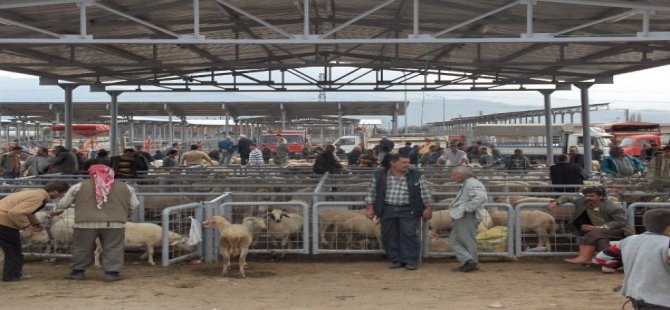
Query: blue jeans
2 172 18 180
381 205 420 265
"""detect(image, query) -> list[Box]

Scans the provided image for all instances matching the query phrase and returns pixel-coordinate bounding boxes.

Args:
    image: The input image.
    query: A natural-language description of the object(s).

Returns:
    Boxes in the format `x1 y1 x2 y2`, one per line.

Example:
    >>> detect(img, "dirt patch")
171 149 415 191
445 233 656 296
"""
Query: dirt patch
0 256 627 310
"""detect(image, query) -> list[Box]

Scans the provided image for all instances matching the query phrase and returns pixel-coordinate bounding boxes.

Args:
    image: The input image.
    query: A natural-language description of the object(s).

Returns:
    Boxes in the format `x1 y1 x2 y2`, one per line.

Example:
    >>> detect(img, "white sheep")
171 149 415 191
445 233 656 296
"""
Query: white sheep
93 222 191 267
429 208 492 235
339 213 382 249
318 209 363 248
490 208 557 250
202 215 267 278
267 209 304 251
49 213 75 254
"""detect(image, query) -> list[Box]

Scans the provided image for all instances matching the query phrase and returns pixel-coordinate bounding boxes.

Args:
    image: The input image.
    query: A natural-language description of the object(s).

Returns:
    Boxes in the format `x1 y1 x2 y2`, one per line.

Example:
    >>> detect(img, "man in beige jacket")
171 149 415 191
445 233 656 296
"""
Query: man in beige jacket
0 180 70 282
180 144 216 166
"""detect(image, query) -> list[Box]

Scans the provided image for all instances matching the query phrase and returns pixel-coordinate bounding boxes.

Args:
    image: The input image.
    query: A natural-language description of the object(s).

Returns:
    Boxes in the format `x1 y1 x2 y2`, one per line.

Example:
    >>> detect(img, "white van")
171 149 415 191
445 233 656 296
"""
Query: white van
332 135 362 153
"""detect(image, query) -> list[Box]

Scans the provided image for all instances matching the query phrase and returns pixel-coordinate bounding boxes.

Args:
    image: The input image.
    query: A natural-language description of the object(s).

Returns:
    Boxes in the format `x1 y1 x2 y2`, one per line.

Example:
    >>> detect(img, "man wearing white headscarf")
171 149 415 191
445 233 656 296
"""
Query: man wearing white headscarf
55 164 139 282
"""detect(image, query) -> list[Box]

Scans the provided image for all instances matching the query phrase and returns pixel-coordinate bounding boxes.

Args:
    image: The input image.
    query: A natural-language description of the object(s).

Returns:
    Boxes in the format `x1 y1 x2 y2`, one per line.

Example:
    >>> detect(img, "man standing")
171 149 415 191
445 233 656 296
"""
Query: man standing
56 165 139 282
398 142 413 156
218 136 235 165
365 154 433 270
0 146 23 179
449 166 487 272
22 147 51 176
313 145 343 174
0 180 70 281
180 144 215 166
591 144 604 162
550 154 586 192
645 145 670 192
237 134 251 165
273 136 289 165
506 148 531 172
133 145 153 170
110 148 143 179
642 143 660 162
548 186 633 264
247 144 264 166
568 146 585 167
48 145 79 174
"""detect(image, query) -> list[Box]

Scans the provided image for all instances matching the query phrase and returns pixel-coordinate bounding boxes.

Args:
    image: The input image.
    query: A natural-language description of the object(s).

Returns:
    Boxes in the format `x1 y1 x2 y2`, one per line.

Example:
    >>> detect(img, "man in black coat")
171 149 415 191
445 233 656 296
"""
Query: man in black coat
550 154 586 192
237 134 252 165
568 146 585 167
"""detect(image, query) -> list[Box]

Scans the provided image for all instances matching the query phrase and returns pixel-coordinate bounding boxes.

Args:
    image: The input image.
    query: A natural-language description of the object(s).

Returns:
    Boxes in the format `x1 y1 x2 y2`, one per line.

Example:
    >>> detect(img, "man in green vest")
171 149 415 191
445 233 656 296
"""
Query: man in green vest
365 153 433 270
55 164 139 282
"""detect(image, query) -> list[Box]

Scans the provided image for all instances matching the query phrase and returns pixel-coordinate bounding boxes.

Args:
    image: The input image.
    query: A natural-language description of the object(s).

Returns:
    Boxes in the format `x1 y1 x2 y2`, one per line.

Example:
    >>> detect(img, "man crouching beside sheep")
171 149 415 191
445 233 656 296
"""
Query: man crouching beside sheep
365 153 433 271
54 164 139 282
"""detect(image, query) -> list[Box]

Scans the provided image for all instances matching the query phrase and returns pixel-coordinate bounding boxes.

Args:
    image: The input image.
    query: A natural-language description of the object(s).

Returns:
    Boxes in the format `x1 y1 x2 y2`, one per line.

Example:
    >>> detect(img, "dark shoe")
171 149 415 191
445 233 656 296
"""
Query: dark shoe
461 260 479 273
103 272 123 282
451 266 464 272
388 261 404 269
65 270 85 280
2 275 32 282
404 264 418 271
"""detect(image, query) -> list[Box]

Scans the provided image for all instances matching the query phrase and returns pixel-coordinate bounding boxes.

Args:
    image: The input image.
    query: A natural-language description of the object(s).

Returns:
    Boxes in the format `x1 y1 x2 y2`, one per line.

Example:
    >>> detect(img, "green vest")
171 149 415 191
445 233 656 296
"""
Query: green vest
372 168 426 218
73 180 131 223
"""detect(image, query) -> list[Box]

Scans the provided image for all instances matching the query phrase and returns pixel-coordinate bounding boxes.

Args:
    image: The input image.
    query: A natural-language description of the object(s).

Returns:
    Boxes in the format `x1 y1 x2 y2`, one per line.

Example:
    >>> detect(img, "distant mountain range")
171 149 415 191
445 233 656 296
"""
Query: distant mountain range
0 75 668 127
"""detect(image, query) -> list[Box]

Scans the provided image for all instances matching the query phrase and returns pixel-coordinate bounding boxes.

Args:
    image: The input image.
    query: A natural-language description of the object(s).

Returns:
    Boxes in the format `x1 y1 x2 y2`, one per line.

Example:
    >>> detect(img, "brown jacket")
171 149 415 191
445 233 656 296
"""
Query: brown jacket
0 189 50 229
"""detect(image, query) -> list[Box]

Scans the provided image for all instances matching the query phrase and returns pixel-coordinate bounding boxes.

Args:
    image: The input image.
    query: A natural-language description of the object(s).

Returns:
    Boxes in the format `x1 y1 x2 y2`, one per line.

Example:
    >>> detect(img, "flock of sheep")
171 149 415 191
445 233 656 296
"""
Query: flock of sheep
1 168 660 278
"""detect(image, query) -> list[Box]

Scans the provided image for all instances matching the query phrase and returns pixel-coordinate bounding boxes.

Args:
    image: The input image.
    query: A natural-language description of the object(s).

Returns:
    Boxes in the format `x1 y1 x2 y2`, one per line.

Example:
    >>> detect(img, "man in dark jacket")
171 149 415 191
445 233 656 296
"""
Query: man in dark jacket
549 154 586 192
398 142 412 156
347 146 362 166
313 145 343 174
568 146 585 167
237 134 252 165
48 145 79 174
365 154 433 270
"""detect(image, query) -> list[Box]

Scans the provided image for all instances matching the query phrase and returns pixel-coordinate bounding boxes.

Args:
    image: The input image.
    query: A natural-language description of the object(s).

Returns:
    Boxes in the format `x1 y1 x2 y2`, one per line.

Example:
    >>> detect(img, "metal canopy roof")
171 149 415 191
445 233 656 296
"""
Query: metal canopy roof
0 101 405 122
0 1 669 92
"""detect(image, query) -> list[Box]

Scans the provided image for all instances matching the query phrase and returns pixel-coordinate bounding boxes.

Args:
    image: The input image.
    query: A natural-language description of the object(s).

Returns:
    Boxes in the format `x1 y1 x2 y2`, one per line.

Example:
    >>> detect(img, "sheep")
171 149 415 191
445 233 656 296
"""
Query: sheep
242 216 268 248
429 208 492 235
319 209 365 248
202 215 266 278
93 222 191 267
49 213 75 254
143 195 194 219
339 213 382 249
428 230 451 252
267 209 304 251
490 208 557 250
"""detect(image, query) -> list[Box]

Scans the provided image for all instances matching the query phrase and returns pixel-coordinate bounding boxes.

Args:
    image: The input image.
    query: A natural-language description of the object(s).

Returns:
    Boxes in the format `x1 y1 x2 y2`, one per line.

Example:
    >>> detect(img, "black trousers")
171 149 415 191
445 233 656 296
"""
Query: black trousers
0 225 23 281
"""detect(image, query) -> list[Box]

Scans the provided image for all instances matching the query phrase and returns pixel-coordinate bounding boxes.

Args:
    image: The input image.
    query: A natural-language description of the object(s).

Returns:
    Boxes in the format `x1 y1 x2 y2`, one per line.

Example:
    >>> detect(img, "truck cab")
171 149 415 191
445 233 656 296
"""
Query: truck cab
332 135 362 153
620 134 661 157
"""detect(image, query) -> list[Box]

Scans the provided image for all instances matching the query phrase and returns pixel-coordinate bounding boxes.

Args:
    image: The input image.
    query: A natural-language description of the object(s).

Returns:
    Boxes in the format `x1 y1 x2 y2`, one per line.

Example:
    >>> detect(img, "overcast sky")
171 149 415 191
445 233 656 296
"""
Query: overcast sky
1 64 669 111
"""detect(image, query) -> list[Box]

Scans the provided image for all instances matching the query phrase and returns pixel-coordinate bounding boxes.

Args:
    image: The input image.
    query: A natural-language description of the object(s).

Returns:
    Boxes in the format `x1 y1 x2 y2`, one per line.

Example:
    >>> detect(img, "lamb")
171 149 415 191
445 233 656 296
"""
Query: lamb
202 215 267 277
93 222 191 267
429 208 492 235
490 208 557 250
267 209 304 250
319 209 364 248
49 213 75 253
339 213 382 249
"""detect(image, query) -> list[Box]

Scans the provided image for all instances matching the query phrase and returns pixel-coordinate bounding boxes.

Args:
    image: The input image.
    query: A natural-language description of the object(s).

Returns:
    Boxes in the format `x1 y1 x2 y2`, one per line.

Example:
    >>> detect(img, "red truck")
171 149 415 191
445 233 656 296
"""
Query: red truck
259 130 307 158
596 122 661 157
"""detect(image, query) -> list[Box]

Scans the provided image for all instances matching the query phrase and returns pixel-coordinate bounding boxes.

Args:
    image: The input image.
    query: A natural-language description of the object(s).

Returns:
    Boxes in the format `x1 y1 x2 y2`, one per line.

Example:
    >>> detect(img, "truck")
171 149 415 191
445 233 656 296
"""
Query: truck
619 134 661 158
472 124 611 163
259 130 307 158
333 134 451 154
595 122 661 157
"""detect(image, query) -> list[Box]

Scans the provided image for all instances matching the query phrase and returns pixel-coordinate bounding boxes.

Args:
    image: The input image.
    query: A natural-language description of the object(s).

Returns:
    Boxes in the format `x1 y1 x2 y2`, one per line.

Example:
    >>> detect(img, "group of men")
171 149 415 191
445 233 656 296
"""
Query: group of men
0 164 139 282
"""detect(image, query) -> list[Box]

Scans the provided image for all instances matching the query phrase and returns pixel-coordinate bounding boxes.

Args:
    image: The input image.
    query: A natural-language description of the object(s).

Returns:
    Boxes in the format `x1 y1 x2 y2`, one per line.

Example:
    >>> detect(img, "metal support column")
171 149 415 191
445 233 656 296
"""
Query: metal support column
128 119 135 145
107 91 121 156
60 84 78 150
337 103 343 137
280 103 286 131
576 83 593 173
540 90 554 166
168 114 174 143
142 123 147 146
181 119 187 144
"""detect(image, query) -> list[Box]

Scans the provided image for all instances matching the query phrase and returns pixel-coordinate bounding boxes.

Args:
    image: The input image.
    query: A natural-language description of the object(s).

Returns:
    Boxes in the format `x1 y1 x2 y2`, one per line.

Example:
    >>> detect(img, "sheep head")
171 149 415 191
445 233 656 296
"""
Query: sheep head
242 216 267 230
202 215 231 230
268 209 290 223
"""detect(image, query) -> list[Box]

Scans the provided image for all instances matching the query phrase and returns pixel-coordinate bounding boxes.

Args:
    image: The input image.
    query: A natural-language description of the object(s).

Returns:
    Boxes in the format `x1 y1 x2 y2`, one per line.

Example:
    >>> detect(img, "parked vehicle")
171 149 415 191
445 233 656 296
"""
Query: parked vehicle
259 130 307 158
595 122 661 156
473 124 611 163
